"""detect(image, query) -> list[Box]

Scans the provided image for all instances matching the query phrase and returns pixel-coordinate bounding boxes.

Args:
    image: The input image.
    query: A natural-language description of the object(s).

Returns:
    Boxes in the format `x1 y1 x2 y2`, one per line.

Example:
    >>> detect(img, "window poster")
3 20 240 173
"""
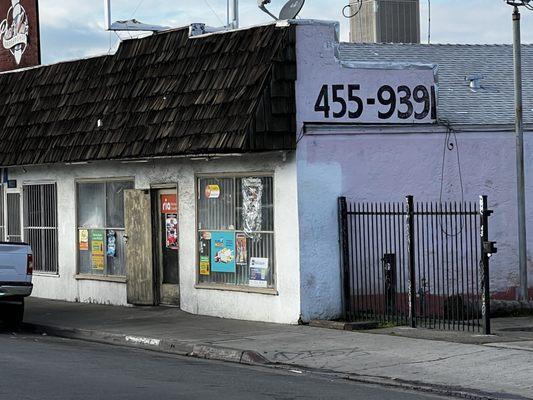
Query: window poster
92 254 105 270
210 231 235 273
236 233 247 265
161 194 177 213
91 229 105 270
107 230 116 257
79 229 89 251
204 184 220 199
249 257 269 288
165 214 179 250
199 231 211 275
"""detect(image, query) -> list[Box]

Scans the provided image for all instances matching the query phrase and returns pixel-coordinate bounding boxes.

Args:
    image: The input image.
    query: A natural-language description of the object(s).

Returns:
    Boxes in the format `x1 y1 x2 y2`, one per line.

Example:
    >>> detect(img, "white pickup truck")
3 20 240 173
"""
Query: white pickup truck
0 242 33 325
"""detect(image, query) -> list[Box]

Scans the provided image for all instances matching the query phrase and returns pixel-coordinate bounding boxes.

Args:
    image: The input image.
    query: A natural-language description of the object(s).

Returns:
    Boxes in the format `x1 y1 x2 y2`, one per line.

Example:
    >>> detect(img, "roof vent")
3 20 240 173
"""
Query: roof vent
466 75 483 90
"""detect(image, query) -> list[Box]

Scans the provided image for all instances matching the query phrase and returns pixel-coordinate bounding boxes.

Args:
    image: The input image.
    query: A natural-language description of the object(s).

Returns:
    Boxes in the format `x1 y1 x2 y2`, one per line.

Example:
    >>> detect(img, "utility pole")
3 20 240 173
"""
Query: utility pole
507 1 529 302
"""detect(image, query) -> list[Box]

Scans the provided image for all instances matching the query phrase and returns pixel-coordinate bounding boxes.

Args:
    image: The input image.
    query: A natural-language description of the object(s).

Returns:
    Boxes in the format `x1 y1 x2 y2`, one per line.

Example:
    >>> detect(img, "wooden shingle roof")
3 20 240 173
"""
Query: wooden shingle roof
0 24 296 166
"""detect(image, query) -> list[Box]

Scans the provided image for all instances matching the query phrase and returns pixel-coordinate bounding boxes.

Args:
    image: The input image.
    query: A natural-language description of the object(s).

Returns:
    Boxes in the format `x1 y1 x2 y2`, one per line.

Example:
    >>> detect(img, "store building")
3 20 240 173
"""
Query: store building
0 20 532 325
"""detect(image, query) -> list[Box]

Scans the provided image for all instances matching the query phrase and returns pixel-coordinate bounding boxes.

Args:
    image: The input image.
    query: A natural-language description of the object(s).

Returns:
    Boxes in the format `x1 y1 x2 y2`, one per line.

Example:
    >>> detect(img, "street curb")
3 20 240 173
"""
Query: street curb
21 322 527 400
22 322 270 366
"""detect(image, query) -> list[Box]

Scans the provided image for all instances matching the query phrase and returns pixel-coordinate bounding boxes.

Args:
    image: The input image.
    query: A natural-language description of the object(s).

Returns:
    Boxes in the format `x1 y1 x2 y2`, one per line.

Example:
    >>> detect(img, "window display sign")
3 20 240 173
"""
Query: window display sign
210 231 235 273
242 178 263 239
161 194 177 213
79 229 89 251
165 214 178 250
236 233 247 264
204 184 220 199
91 229 105 270
249 257 269 288
107 230 116 257
199 231 211 275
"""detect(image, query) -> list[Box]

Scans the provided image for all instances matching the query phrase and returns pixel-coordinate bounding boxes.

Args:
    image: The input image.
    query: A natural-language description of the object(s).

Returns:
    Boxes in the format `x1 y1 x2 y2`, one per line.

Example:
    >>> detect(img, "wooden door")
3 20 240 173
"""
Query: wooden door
125 189 155 305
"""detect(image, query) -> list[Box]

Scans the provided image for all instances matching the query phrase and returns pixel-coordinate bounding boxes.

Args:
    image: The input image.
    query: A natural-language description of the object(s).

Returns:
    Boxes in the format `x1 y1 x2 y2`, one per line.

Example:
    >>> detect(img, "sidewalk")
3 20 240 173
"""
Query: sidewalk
22 297 533 400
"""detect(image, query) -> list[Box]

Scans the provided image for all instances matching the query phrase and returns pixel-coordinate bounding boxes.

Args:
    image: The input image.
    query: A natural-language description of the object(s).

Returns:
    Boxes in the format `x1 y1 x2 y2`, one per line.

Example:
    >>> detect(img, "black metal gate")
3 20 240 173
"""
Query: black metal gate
338 196 495 334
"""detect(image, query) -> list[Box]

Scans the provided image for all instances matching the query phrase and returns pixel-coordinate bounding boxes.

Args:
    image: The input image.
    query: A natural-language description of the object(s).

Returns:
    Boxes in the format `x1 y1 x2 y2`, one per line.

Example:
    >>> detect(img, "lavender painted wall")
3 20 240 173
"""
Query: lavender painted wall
294 22 533 321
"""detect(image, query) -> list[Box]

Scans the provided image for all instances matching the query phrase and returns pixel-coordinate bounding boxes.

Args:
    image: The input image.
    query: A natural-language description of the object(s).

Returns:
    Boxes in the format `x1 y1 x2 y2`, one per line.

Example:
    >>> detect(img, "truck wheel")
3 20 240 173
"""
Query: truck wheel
3 299 24 327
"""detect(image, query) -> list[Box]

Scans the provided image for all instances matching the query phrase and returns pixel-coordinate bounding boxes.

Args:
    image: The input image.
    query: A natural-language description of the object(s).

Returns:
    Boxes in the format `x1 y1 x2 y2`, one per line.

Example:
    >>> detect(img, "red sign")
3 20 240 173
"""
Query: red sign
161 194 177 214
0 0 41 72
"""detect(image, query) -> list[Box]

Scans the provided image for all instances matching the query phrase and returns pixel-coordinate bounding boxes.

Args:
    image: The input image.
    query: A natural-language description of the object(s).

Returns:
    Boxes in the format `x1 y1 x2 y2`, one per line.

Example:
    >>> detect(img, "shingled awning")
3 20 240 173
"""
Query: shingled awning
0 24 296 166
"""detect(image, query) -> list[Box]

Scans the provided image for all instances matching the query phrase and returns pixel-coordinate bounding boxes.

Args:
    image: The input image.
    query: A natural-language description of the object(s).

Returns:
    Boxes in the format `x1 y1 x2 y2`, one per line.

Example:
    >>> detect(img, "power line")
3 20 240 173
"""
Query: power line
204 0 225 26
132 0 146 17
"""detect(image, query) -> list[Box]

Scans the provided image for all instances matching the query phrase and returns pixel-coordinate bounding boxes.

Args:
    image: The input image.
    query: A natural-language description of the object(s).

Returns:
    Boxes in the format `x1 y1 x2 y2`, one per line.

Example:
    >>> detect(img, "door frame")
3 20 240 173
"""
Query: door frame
150 183 179 305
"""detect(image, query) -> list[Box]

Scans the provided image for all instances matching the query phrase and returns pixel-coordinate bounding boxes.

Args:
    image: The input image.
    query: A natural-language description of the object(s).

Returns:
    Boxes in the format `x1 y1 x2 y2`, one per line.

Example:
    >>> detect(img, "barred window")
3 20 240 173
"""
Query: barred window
23 184 59 273
7 192 22 243
77 180 134 277
197 175 275 289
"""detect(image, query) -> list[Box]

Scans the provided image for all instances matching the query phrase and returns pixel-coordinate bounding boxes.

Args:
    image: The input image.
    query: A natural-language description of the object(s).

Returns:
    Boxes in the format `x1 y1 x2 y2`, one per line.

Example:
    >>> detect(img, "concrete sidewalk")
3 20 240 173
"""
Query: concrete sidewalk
21 297 533 400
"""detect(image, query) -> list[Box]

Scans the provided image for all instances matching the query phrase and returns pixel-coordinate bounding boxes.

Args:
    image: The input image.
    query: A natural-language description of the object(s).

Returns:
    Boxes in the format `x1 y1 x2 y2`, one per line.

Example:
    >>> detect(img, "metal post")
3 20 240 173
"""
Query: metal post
480 195 491 335
230 0 239 28
104 0 111 30
338 197 351 320
512 6 529 302
406 195 416 328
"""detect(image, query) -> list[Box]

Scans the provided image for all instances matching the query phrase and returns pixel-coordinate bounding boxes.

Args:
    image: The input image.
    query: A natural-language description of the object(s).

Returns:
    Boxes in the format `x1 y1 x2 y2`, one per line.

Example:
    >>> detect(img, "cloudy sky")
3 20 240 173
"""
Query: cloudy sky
38 0 533 64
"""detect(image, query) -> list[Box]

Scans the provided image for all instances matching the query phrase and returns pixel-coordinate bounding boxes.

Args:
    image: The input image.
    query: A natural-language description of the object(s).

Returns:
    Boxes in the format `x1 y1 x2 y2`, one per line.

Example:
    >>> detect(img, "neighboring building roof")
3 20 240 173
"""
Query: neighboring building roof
0 24 296 167
339 42 533 126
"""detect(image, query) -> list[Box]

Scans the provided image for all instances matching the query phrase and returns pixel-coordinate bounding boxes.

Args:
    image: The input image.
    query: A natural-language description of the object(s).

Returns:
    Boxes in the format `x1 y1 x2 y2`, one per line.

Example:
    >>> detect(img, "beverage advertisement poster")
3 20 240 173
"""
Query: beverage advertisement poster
91 229 105 270
236 233 247 264
210 231 235 273
165 214 179 250
249 257 269 288
79 229 89 251
91 229 105 255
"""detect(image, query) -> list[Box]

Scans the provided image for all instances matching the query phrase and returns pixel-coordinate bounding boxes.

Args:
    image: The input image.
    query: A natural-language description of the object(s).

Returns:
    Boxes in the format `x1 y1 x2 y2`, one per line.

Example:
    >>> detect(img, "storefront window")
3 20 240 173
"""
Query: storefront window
197 176 275 288
77 180 134 276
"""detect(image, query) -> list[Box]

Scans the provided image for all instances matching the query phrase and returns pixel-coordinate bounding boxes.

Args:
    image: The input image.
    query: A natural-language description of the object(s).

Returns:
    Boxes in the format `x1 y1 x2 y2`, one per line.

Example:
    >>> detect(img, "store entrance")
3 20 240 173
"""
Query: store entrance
155 188 180 306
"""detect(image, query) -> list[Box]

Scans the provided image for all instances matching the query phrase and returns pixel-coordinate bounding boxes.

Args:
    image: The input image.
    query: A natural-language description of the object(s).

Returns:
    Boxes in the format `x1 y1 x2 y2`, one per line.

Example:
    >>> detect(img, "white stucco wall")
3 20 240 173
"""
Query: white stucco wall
7 151 301 324
294 22 533 321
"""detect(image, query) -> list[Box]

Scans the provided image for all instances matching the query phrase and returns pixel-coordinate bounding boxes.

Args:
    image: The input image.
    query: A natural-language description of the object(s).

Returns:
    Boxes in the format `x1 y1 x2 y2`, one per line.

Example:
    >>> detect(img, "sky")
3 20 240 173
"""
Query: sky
37 0 533 65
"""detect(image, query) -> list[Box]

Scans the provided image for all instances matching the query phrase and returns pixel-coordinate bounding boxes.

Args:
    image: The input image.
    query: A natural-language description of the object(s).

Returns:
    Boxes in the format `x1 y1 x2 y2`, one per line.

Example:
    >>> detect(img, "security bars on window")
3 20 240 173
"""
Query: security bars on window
23 184 59 273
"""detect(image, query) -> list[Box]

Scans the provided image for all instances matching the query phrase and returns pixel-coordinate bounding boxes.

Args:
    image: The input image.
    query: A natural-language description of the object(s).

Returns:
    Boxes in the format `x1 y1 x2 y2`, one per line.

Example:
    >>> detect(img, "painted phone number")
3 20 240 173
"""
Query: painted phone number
313 84 437 121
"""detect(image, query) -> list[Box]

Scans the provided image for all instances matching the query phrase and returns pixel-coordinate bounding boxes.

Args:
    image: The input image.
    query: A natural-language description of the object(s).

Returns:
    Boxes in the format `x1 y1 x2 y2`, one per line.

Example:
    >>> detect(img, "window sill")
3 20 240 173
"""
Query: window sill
33 272 60 278
74 274 126 284
195 283 278 296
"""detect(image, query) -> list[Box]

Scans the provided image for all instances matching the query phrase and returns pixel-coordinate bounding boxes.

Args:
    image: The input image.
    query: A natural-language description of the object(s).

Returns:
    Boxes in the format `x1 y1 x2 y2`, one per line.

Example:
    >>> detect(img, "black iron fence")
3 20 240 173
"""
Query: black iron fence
338 196 495 334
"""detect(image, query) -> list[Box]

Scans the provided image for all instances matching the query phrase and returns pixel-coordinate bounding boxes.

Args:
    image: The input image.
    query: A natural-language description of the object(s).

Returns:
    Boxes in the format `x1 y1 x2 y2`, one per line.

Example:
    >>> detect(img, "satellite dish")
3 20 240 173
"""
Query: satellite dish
279 0 305 20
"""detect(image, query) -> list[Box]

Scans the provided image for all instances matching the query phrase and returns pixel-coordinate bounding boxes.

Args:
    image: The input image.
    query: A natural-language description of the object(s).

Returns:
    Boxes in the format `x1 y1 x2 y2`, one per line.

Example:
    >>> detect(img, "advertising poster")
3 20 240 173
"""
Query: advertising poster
161 194 177 213
249 257 269 288
92 255 105 271
107 230 116 257
199 256 210 276
204 184 220 199
165 214 179 250
236 233 247 265
79 229 89 251
210 231 235 273
91 229 105 270
199 232 211 276
91 230 105 255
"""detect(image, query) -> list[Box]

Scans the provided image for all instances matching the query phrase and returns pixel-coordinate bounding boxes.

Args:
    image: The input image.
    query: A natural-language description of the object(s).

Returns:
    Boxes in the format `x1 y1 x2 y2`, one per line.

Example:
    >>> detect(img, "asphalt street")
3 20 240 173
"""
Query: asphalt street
0 329 453 400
